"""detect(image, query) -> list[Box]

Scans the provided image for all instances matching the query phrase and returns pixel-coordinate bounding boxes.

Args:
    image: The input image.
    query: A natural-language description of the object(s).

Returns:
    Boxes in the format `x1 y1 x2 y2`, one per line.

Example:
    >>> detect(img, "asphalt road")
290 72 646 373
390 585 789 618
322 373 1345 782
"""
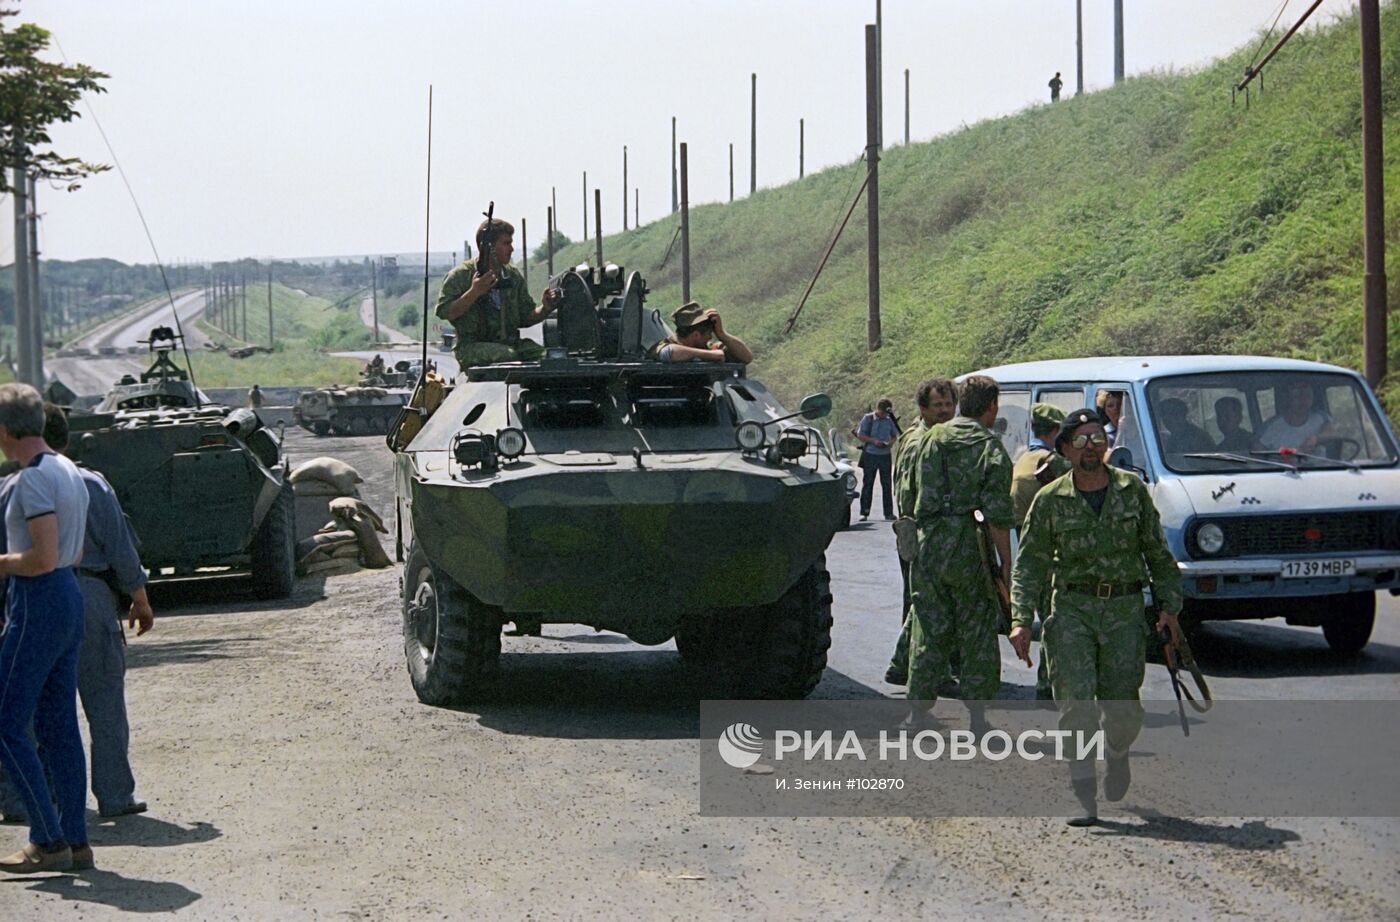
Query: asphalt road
2 430 1397 919
49 291 209 397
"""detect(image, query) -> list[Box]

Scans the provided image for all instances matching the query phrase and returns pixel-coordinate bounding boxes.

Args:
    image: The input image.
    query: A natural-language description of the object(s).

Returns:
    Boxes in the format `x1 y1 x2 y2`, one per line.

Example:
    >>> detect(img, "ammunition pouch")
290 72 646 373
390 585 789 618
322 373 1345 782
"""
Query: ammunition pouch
892 517 919 562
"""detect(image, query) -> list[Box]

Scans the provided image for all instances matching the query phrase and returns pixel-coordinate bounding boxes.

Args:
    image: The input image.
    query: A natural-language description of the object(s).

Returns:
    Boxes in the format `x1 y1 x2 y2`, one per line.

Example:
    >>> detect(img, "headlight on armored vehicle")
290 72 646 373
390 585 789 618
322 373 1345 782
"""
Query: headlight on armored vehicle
735 421 766 451
1196 522 1225 555
496 427 527 460
776 430 808 460
453 434 493 468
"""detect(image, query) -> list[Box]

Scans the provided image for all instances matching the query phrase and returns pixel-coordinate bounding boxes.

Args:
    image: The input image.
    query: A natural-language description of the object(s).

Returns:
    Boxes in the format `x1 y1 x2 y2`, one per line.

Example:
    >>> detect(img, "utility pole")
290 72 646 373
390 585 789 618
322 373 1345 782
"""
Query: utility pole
27 173 43 385
522 216 529 290
904 68 910 145
1361 0 1387 387
671 116 678 213
680 143 691 302
12 165 31 386
800 119 805 178
594 189 603 271
371 260 379 343
623 145 629 231
242 273 248 340
1113 0 1124 84
750 73 757 194
547 206 554 276
267 266 274 349
551 186 557 230
875 0 883 149
729 143 734 202
1076 0 1084 96
635 189 639 227
865 24 881 352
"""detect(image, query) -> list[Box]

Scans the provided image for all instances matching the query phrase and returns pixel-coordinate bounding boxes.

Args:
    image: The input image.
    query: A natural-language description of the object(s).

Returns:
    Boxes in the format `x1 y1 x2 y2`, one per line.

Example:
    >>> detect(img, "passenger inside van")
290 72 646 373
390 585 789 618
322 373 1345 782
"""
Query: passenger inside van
1213 396 1253 454
1256 380 1334 452
1156 397 1213 456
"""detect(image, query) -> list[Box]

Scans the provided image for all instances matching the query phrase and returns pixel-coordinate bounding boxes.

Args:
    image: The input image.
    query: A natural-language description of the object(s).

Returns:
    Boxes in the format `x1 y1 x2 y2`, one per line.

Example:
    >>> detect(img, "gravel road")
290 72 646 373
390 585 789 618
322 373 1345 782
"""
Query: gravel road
2 430 1397 920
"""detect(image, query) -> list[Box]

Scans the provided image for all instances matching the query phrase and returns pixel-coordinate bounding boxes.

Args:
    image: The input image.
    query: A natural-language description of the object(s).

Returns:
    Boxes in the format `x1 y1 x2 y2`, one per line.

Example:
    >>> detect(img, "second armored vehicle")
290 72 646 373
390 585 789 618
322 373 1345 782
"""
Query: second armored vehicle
67 327 296 598
391 266 847 705
294 360 417 436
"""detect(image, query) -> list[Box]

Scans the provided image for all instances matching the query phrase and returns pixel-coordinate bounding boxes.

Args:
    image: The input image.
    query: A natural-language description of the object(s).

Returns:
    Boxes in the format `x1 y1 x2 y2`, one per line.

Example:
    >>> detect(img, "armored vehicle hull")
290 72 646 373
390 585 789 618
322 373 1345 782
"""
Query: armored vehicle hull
295 364 416 436
67 327 296 598
393 269 845 704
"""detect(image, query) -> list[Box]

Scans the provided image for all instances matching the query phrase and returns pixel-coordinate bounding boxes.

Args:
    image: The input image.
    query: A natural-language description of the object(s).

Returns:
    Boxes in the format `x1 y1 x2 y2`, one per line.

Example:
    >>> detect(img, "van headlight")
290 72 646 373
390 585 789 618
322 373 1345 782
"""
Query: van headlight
1196 522 1225 555
842 471 857 492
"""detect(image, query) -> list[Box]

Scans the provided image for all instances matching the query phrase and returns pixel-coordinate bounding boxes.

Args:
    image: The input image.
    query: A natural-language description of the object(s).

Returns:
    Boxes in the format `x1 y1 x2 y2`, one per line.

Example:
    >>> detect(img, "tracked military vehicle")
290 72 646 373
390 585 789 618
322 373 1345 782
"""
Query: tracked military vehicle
294 361 416 436
390 265 846 705
66 327 296 598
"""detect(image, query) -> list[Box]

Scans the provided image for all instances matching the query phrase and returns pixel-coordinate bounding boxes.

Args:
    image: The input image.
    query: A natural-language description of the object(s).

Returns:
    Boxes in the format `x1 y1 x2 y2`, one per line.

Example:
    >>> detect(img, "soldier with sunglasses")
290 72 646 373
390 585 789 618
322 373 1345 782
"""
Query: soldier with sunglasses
1009 408 1183 826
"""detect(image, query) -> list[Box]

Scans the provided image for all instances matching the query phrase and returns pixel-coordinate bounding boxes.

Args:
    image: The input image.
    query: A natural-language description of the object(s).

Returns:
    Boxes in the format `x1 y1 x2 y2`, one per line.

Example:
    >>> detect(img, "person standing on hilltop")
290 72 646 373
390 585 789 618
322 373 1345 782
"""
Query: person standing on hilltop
1049 72 1064 102
436 216 560 369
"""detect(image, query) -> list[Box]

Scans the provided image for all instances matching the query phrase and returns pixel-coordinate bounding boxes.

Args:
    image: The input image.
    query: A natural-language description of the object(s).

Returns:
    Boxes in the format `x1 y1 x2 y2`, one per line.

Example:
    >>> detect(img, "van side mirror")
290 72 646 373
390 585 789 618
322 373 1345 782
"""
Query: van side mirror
1108 446 1146 480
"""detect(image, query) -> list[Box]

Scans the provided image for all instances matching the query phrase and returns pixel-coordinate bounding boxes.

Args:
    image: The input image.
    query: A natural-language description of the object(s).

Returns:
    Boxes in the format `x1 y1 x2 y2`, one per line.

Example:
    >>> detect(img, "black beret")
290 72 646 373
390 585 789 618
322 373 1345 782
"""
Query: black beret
1055 407 1103 448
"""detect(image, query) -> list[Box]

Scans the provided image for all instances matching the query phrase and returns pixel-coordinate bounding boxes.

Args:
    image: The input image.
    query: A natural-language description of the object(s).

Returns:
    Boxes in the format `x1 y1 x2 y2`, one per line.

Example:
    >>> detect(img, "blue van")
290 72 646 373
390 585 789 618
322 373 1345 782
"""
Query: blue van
966 355 1400 653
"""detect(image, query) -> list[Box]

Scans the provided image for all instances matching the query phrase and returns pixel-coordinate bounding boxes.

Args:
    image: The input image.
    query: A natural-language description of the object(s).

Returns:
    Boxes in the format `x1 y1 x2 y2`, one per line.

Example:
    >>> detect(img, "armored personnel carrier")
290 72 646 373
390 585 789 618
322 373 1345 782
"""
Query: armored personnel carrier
390 265 846 705
294 360 416 436
66 327 296 598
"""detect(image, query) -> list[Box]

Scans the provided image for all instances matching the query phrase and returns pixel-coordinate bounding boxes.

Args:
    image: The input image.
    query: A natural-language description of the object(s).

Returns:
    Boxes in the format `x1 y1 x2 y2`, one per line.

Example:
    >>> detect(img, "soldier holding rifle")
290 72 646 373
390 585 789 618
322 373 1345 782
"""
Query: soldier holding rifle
1009 408 1183 826
436 213 561 369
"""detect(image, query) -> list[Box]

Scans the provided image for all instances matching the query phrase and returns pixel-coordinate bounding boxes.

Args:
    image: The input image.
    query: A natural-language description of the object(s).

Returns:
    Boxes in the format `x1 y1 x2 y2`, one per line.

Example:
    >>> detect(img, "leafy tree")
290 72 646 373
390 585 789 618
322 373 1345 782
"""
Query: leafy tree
397 303 419 330
0 8 108 192
532 229 571 265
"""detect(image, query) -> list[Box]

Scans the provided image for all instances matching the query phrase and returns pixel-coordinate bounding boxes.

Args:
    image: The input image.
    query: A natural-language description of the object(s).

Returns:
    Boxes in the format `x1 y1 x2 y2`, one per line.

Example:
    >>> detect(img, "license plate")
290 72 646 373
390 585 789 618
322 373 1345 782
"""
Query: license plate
1281 558 1356 579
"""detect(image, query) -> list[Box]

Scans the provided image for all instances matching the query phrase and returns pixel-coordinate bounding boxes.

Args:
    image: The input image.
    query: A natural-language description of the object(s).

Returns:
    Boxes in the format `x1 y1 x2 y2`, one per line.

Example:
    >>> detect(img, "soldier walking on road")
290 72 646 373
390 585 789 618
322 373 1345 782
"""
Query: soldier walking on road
1009 408 1184 827
1010 403 1071 700
886 378 955 686
246 384 263 409
1049 72 1064 102
906 376 1014 730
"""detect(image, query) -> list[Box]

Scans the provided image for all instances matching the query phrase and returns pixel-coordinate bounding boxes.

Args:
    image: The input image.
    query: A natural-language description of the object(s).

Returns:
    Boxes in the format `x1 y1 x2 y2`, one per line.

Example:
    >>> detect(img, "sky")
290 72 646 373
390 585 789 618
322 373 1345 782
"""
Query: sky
2 0 1354 266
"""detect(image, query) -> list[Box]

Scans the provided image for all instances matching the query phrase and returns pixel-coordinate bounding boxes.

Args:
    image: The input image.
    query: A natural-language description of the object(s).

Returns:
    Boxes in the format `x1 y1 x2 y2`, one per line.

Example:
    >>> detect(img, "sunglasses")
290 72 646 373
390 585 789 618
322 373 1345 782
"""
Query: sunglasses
1069 432 1108 448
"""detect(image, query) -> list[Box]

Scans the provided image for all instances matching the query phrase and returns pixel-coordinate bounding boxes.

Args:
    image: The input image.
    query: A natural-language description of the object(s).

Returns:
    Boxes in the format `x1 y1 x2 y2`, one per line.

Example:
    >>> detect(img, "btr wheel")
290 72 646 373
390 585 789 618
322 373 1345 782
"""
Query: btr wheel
312 421 330 436
403 543 501 705
350 416 370 435
1321 591 1376 655
249 480 296 600
721 557 833 699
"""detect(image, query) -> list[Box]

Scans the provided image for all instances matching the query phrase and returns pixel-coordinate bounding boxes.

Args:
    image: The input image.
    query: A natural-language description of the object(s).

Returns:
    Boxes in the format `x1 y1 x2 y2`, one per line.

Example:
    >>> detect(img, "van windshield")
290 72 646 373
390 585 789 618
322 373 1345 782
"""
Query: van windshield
1146 372 1398 473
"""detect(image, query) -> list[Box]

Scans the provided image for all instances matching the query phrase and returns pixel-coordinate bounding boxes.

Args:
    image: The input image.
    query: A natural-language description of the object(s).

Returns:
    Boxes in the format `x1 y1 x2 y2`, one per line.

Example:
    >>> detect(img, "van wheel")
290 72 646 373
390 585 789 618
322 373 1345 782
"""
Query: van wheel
1321 592 1375 655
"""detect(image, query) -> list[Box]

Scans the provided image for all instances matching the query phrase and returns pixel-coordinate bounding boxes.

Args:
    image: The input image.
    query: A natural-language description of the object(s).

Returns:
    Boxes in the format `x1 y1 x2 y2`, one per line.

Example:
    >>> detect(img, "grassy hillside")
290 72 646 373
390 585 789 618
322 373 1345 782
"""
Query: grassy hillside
541 6 1400 427
192 282 364 386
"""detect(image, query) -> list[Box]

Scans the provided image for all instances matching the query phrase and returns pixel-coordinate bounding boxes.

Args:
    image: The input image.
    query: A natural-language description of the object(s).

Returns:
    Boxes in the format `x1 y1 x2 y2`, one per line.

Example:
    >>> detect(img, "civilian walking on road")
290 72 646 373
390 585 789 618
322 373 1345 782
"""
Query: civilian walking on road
0 384 93 874
856 399 901 521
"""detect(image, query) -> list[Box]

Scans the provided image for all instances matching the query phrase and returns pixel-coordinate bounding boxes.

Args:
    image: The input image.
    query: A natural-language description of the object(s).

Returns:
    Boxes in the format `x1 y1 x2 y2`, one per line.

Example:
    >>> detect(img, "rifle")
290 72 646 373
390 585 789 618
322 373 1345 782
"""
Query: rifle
974 510 1012 635
476 201 513 342
1151 617 1212 736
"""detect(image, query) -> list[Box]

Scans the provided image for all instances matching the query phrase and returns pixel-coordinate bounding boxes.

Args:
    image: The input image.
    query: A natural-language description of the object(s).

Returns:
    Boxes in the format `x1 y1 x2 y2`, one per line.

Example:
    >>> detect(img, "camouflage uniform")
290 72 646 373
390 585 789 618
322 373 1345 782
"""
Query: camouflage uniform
435 259 544 369
885 419 926 681
906 418 1014 702
1010 442 1072 698
1010 468 1183 754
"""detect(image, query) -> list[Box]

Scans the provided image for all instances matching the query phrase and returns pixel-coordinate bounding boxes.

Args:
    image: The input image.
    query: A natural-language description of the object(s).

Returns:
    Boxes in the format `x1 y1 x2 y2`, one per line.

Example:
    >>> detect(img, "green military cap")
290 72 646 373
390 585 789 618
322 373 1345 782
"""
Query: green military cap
1031 402 1066 430
671 301 709 329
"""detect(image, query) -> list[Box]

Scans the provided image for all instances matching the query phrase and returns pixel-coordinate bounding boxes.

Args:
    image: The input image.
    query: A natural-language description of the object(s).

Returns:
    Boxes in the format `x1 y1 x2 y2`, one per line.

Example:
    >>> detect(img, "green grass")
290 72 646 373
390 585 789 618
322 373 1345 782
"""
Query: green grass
541 5 1400 428
192 282 368 385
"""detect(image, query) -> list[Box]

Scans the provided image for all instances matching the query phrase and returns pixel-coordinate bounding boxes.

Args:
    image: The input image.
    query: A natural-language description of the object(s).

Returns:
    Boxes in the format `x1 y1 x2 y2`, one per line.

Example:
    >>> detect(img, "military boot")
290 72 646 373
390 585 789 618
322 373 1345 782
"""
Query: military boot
1104 747 1132 802
1067 766 1098 827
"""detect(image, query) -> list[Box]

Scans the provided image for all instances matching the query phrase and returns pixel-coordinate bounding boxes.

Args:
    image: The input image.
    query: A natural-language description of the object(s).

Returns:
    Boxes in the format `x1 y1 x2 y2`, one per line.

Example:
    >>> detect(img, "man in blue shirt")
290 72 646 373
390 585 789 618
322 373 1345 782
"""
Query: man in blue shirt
856 399 901 521
43 404 153 819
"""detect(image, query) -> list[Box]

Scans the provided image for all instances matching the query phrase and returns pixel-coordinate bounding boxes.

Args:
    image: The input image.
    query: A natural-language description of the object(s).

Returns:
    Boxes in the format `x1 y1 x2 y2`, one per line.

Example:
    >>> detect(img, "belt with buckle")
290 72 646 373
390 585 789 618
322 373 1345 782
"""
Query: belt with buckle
1061 580 1144 600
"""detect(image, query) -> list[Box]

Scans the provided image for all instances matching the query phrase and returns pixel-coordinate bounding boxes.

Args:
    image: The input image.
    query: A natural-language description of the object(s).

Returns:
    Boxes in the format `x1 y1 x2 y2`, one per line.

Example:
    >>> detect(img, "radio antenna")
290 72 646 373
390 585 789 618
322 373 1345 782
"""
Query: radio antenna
421 85 433 375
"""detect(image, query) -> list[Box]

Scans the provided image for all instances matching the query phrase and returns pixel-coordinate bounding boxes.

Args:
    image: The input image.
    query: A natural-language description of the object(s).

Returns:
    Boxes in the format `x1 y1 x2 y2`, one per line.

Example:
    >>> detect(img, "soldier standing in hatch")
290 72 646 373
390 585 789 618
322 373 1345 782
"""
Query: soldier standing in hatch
436 217 560 369
885 377 956 686
1009 403 1071 700
1010 408 1183 826
905 375 1014 729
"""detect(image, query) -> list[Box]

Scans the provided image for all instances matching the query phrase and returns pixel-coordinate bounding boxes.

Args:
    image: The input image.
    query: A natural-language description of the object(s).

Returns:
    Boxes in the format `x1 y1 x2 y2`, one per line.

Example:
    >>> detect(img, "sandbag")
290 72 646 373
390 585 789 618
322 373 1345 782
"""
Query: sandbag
296 529 359 569
289 457 364 495
329 496 387 534
293 479 360 499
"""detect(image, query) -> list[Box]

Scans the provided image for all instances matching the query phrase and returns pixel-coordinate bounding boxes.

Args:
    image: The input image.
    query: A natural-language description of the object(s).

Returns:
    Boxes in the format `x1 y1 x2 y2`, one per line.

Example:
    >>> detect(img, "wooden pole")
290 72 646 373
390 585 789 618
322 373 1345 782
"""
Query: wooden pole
750 73 757 194
800 118 805 178
267 266 274 349
1113 0 1124 84
904 69 910 144
729 143 734 202
547 205 554 276
1361 0 1387 387
370 261 378 343
680 142 691 302
594 188 603 271
865 25 881 352
1076 0 1084 96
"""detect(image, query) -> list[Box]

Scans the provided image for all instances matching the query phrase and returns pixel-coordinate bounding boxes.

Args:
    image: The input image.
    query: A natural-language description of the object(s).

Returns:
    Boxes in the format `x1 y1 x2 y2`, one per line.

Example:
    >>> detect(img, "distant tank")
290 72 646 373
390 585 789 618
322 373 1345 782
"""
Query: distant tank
67 326 296 598
294 360 417 436
390 265 846 705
